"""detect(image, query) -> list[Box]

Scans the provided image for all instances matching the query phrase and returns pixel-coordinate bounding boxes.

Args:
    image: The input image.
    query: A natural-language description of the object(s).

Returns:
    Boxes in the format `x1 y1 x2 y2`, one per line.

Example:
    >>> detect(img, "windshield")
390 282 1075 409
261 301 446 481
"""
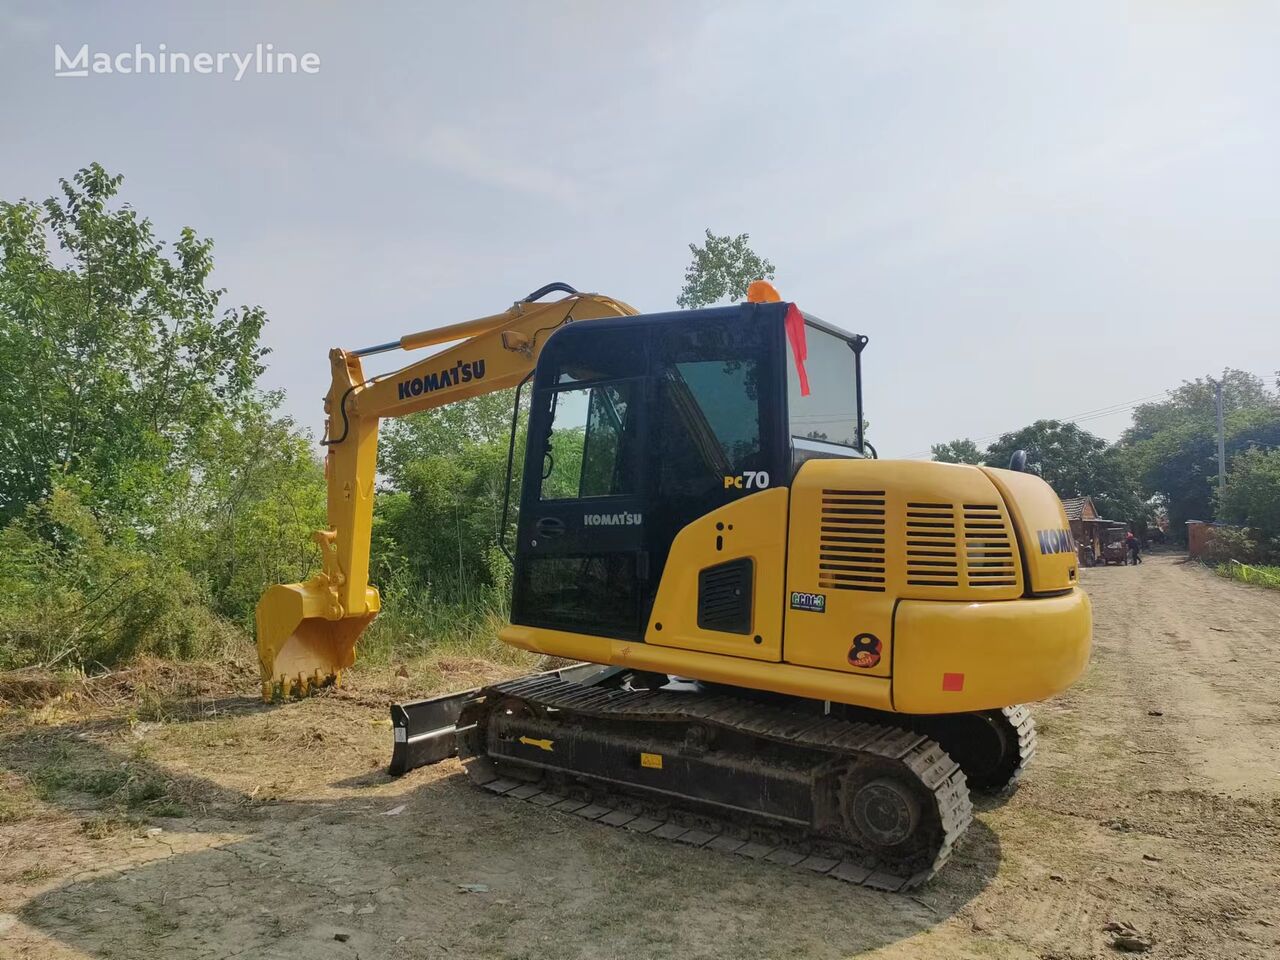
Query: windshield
787 323 861 449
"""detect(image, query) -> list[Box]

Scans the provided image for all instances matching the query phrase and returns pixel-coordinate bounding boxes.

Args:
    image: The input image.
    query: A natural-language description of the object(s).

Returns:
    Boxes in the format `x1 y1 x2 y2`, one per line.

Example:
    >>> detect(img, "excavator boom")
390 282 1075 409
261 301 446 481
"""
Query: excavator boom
255 284 638 699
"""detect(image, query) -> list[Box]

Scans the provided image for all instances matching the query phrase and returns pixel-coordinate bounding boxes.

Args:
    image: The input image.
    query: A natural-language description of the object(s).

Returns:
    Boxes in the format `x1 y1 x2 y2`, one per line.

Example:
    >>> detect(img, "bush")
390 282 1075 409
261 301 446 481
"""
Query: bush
359 560 519 667
0 487 240 670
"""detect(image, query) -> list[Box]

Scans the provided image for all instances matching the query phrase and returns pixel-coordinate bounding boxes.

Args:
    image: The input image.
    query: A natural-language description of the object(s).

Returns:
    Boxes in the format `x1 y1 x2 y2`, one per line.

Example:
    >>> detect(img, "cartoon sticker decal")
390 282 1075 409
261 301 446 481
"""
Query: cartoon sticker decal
848 633 882 669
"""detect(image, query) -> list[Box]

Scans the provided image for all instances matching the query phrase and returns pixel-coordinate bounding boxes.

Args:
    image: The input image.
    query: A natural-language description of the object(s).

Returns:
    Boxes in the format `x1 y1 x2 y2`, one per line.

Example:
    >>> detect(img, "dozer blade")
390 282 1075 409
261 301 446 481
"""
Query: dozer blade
256 581 380 700
388 662 618 776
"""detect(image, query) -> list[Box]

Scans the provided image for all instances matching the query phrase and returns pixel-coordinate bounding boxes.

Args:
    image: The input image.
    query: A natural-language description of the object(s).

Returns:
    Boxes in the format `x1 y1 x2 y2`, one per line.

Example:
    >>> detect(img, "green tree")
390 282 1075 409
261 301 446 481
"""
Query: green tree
0 163 267 528
931 438 984 464
1121 370 1280 531
169 406 327 626
1220 447 1280 546
0 165 326 666
984 420 1144 520
676 230 776 309
374 392 525 597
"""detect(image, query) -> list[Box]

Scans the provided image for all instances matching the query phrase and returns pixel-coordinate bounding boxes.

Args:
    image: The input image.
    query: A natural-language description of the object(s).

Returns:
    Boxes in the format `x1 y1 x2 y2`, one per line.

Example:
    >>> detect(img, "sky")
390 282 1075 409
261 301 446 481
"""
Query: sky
1 1 1277 458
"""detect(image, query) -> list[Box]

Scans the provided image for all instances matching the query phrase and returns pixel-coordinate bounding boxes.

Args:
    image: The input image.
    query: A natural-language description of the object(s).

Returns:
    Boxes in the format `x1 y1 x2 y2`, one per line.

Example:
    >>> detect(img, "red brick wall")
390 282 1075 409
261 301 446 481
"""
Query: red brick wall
1186 522 1213 558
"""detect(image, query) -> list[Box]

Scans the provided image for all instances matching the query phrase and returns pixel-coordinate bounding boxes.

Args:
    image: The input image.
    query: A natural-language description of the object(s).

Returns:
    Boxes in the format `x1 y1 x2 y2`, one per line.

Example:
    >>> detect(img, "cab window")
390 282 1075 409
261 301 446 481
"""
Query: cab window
539 382 637 500
788 324 860 448
653 322 773 504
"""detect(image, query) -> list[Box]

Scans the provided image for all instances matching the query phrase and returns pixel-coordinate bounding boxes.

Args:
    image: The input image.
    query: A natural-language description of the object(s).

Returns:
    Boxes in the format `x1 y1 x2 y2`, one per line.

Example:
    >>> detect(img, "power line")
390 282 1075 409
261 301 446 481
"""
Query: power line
899 391 1172 459
898 368 1278 460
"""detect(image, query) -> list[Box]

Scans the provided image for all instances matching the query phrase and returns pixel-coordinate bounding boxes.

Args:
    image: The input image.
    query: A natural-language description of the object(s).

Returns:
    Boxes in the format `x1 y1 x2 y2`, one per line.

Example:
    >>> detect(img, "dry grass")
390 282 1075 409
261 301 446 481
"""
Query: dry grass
0 656 254 711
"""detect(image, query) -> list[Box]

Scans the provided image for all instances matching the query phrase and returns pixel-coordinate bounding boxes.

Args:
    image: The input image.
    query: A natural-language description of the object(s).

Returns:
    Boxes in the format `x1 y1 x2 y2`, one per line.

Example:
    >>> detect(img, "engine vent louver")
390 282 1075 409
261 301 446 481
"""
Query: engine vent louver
697 558 754 634
963 503 1018 587
905 502 959 587
818 489 887 592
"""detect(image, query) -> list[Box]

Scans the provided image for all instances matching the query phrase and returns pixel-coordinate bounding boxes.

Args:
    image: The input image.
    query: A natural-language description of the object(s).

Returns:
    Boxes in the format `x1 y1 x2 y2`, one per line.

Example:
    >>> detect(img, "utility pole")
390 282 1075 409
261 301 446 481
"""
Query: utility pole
1215 378 1226 513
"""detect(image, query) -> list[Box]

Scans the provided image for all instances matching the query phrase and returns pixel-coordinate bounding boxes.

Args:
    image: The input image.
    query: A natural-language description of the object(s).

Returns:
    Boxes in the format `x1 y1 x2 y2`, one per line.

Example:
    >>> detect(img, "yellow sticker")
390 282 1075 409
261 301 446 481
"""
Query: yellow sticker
518 736 554 752
640 752 663 769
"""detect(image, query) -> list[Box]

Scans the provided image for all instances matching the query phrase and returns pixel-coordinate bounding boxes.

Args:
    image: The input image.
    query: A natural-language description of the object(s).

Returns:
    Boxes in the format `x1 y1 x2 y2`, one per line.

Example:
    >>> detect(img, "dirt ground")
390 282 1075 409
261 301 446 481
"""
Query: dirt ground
2 554 1278 959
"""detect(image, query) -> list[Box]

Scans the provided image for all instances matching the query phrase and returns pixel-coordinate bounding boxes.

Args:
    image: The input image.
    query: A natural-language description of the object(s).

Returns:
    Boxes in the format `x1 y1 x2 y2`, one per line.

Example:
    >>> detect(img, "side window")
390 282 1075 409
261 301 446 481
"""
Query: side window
787 324 860 448
645 317 780 594
539 382 636 500
653 320 773 503
657 359 763 498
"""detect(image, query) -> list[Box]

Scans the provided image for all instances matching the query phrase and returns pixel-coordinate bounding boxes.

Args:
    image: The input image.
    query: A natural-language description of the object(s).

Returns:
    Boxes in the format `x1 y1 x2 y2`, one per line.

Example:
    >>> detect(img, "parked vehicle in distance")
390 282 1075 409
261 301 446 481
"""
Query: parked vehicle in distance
1098 524 1130 565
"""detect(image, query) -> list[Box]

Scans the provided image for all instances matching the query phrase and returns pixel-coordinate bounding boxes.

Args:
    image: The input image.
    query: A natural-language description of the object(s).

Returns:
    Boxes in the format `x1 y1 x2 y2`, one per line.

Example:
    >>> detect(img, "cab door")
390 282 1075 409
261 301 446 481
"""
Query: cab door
510 326 649 641
640 309 790 659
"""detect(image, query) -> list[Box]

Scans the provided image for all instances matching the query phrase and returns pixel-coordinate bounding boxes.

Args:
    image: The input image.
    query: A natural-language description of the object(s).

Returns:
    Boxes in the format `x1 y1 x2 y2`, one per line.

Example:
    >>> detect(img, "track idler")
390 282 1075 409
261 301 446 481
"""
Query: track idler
908 705 1037 793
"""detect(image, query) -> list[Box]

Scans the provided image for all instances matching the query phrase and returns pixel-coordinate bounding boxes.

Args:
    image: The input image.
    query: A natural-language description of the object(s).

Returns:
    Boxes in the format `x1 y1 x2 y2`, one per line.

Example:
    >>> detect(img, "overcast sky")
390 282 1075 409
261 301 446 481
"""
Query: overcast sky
2 1 1277 458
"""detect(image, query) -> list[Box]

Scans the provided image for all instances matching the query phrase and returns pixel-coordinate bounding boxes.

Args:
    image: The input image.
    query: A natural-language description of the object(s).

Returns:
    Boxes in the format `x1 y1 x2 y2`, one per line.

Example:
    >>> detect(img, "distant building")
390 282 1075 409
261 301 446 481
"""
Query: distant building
1060 495 1116 566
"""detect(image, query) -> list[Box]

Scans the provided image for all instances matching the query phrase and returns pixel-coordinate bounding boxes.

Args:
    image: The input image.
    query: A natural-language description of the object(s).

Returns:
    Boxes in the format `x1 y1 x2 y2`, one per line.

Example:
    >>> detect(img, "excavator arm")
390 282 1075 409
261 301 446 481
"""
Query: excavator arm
255 283 638 699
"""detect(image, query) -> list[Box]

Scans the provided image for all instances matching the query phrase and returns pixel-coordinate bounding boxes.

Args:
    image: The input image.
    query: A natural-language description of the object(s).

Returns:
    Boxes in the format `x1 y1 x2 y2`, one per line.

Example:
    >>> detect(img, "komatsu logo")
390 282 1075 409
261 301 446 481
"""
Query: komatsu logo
1037 528 1075 555
397 359 485 400
584 512 642 526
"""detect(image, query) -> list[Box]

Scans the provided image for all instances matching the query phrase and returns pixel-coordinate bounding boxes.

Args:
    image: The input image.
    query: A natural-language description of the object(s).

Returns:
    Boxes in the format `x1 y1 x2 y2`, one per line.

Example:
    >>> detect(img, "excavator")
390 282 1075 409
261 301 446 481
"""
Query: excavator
256 281 1091 890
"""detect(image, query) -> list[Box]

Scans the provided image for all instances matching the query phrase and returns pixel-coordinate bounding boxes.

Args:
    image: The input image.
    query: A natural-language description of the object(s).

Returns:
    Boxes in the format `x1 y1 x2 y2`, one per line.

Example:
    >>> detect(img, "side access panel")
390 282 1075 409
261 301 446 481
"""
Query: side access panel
783 460 1024 679
644 488 788 662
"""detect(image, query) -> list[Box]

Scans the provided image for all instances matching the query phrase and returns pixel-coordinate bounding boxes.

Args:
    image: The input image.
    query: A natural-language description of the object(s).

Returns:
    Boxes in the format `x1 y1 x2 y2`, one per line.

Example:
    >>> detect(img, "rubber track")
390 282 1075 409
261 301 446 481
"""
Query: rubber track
1000 704 1038 793
460 675 974 891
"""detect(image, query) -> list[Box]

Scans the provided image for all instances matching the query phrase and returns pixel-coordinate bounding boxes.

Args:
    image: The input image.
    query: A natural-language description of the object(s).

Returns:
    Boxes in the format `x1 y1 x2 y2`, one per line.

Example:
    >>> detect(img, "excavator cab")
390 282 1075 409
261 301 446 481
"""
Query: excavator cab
510 300 861 643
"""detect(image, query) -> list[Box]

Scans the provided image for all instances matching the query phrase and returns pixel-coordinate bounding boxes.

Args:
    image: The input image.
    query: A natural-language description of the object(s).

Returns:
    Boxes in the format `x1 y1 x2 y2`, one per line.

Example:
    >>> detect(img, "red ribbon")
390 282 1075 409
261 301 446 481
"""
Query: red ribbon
784 303 810 396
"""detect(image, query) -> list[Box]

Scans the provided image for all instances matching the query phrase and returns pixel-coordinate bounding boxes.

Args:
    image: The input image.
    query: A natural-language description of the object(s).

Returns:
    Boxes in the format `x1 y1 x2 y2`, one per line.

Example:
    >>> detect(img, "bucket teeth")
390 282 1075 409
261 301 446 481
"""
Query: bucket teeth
273 672 338 700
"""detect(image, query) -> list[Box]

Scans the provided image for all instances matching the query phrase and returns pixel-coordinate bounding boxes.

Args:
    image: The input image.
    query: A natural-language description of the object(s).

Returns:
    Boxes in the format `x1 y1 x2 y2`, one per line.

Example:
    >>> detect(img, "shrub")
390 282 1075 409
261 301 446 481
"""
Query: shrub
1199 525 1262 566
0 487 240 670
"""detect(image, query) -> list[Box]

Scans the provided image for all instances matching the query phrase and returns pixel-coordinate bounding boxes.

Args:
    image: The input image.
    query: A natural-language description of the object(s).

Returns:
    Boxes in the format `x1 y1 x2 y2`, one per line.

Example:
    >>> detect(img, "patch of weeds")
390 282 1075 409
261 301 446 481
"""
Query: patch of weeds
138 904 182 937
27 741 80 796
78 767 131 798
131 687 182 723
28 739 187 818
0 773 38 829
15 864 57 884
79 813 140 839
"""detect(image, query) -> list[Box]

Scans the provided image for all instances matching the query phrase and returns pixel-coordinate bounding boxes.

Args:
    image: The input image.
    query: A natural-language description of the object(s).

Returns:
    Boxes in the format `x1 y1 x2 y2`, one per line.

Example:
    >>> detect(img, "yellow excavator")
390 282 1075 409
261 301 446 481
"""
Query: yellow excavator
256 281 1091 890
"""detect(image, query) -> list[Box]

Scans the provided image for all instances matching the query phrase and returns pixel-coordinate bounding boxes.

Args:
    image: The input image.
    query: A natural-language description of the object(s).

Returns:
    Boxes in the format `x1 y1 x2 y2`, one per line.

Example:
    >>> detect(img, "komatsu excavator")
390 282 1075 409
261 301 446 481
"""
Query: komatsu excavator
256 281 1091 890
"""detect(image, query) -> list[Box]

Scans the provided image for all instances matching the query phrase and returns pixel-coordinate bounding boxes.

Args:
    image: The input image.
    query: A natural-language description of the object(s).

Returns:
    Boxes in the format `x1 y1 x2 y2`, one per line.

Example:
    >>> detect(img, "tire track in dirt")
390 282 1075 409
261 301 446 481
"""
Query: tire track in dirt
1080 555 1280 794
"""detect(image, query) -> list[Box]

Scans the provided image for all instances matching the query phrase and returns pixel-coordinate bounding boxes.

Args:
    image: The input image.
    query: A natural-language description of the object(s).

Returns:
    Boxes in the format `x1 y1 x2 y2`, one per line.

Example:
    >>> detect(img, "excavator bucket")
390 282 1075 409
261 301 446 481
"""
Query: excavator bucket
255 580 380 701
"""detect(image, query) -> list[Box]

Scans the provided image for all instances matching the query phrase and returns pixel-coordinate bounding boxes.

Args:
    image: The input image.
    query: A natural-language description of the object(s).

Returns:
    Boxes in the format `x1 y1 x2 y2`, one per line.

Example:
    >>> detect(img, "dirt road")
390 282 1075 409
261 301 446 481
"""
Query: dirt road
2 555 1278 959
